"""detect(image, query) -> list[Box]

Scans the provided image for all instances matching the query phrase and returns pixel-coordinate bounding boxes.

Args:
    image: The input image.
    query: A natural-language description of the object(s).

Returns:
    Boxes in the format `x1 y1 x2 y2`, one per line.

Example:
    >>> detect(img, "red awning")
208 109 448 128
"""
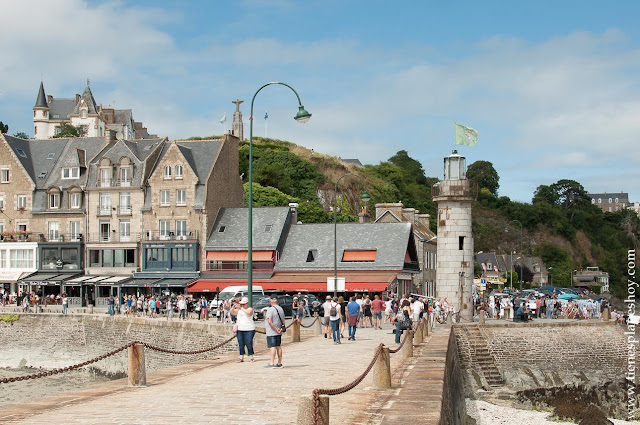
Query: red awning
342 250 377 262
263 272 396 293
186 279 269 293
205 251 273 262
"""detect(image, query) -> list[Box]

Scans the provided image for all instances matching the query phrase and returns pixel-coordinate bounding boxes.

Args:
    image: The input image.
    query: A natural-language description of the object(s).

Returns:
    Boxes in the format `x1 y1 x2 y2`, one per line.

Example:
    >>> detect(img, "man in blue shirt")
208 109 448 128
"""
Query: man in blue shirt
346 297 361 340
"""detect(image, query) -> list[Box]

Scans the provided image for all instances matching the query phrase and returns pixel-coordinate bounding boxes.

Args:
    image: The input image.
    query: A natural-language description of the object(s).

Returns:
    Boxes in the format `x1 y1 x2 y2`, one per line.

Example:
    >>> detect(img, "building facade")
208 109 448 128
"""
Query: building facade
589 192 630 213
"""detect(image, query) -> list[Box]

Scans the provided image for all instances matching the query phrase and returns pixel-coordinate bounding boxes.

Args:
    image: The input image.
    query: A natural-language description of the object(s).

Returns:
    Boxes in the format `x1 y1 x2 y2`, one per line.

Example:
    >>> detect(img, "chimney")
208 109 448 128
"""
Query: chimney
402 208 416 224
417 214 430 230
47 95 53 104
106 129 117 143
289 202 299 224
358 210 370 223
374 202 403 221
75 94 81 105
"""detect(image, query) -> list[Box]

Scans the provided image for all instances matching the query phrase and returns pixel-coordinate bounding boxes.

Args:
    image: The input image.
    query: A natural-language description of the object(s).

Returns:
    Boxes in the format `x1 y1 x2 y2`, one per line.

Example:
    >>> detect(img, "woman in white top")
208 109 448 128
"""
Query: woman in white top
231 297 256 362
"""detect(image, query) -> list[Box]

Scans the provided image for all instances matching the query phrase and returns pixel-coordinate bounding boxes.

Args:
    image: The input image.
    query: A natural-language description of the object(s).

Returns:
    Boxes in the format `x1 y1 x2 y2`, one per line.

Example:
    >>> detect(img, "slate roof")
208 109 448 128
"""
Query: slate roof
476 252 500 273
174 139 224 181
588 192 629 203
35 81 48 108
206 207 291 251
274 222 415 272
3 135 68 188
43 138 107 190
48 98 77 121
71 83 98 115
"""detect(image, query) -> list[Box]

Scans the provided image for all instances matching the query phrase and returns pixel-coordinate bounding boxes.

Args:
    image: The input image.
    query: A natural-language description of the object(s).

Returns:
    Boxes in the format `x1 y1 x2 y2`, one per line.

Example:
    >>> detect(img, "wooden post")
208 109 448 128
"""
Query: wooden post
399 330 414 358
372 346 391 389
128 343 146 387
297 394 329 425
291 317 301 342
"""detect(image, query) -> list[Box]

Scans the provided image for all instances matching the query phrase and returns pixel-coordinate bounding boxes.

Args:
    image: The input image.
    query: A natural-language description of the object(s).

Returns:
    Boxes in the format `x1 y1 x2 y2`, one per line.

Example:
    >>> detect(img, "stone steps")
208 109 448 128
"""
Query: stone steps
459 325 505 387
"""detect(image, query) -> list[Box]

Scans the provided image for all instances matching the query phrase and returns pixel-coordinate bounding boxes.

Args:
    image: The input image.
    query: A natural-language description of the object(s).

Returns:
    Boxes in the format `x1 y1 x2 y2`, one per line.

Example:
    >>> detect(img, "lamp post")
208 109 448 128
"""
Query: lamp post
248 82 311 306
505 220 523 291
333 173 370 298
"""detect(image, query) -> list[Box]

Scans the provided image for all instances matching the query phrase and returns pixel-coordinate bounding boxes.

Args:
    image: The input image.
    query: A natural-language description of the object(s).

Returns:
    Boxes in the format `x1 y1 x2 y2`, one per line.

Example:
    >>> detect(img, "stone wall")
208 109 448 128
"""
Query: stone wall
0 314 296 376
454 321 628 390
440 329 466 425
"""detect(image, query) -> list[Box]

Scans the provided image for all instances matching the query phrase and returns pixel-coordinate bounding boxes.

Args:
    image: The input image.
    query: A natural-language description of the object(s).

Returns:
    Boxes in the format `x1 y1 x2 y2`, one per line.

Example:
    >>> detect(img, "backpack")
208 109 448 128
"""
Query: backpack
329 303 338 316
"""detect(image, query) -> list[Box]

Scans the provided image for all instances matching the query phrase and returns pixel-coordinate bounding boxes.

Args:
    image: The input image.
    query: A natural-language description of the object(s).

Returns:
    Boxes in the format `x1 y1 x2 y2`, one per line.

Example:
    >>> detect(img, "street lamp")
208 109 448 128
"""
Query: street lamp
248 82 311 306
505 220 523 290
333 173 370 298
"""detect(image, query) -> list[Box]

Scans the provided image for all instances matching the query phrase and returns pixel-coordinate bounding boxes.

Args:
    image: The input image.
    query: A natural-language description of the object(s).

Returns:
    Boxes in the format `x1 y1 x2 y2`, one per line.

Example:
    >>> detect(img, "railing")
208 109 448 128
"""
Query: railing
0 232 40 242
116 178 132 187
87 232 141 243
431 180 478 199
40 233 84 243
117 205 132 215
97 179 112 188
97 206 112 216
143 230 199 241
205 261 273 271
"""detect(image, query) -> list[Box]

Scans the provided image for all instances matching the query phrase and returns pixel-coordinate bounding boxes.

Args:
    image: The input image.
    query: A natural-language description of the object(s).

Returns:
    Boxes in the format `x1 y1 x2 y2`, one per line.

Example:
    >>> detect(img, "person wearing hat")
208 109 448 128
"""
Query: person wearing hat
231 297 255 362
265 295 285 368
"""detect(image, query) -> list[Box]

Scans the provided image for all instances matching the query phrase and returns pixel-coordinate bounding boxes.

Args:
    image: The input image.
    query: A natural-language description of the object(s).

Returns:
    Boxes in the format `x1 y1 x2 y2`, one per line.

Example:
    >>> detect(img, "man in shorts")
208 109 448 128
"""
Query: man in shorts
265 295 285 368
321 295 332 339
371 294 384 329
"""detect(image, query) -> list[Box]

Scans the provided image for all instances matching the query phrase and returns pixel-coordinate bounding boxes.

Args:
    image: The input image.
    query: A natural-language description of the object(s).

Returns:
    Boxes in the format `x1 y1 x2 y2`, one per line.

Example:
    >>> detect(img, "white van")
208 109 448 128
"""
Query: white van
209 286 265 307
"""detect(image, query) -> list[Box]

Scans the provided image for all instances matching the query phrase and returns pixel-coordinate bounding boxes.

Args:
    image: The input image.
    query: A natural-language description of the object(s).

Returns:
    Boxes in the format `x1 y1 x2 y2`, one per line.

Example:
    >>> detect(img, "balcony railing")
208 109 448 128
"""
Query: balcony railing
87 232 141 243
143 230 199 241
1 232 40 242
431 180 478 199
116 178 132 187
206 261 273 272
117 205 132 215
98 179 112 188
97 205 112 216
41 233 84 243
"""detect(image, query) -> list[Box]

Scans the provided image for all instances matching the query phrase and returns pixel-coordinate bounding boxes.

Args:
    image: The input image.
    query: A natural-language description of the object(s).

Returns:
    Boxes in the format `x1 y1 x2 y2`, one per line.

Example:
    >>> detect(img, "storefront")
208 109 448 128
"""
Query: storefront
142 242 199 271
18 271 83 301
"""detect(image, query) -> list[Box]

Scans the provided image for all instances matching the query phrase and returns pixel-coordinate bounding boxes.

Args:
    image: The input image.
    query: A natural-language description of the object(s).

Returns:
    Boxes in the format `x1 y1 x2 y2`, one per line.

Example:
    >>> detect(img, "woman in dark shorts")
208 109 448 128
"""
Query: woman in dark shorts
364 297 373 328
338 296 346 338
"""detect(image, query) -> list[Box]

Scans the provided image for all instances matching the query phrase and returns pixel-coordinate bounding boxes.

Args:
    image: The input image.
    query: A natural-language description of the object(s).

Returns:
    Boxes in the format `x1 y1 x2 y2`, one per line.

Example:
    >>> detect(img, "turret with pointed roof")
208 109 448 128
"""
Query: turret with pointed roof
71 80 98 115
34 81 49 109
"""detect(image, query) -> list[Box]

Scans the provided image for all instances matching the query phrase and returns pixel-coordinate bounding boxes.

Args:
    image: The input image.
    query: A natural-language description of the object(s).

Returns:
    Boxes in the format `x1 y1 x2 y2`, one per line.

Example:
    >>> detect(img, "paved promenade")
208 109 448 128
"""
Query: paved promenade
2 323 416 425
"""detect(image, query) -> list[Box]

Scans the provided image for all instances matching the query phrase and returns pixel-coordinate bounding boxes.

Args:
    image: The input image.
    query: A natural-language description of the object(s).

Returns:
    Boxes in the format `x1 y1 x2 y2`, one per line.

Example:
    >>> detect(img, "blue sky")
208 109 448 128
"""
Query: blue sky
1 0 639 203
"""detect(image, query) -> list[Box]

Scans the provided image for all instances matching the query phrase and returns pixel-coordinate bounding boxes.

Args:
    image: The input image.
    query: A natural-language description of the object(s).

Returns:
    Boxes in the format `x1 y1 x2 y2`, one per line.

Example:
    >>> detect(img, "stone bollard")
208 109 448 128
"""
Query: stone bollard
399 330 414 358
291 317 301 342
313 315 322 336
87 304 94 315
423 317 430 337
372 346 391 389
414 323 424 344
128 343 147 387
603 308 610 321
297 394 329 425
479 311 485 324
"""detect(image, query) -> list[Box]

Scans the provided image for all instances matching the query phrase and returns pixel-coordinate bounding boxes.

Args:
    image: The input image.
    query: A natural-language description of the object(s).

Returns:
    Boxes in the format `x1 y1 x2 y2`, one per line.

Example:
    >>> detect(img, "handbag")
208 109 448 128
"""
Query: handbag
398 310 412 330
275 307 287 333
232 323 238 333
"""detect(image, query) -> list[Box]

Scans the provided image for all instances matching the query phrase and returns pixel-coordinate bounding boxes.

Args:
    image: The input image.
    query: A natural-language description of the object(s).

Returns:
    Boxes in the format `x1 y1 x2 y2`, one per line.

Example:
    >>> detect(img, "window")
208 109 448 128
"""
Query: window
306 249 317 262
0 195 4 210
615 198 619 203
609 198 613 203
81 109 87 119
49 193 60 209
0 169 9 183
176 189 186 206
99 221 110 242
120 167 131 186
42 248 59 269
16 148 26 158
102 249 113 267
159 220 170 239
163 165 171 179
48 222 59 241
264 224 273 232
69 221 81 241
62 167 79 179
10 249 34 268
175 165 183 179
119 192 131 214
47 153 55 160
70 193 81 209
120 220 130 241
61 248 78 269
0 250 5 269
99 192 111 214
459 236 465 250
342 250 377 262
80 125 88 135
175 220 187 237
99 168 111 187
54 126 61 135
591 198 595 204
16 223 26 232
609 206 612 212
598 198 602 204
218 225 226 233
160 190 170 206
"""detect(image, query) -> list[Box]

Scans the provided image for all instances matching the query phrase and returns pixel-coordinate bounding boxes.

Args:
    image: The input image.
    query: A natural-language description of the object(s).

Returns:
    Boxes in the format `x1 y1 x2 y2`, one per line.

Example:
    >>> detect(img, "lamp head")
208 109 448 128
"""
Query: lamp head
294 106 312 123
361 190 371 204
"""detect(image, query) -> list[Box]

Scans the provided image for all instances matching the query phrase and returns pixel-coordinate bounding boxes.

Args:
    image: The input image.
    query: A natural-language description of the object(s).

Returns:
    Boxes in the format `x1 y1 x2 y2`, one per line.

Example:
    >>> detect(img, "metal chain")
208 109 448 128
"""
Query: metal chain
388 329 409 354
311 343 385 425
0 342 133 385
0 334 238 385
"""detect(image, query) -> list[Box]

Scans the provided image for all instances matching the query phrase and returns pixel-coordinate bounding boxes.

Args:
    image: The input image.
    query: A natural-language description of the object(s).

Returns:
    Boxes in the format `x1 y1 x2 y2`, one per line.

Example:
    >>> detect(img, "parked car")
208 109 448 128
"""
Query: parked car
254 294 294 320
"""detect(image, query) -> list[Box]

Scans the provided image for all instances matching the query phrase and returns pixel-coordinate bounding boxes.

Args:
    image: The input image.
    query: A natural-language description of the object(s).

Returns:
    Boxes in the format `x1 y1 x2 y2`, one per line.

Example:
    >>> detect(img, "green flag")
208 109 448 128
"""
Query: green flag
454 123 478 146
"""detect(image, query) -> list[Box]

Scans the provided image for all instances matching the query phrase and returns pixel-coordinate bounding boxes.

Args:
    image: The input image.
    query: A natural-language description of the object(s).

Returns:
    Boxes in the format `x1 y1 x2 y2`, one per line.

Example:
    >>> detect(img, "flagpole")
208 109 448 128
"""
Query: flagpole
265 111 268 138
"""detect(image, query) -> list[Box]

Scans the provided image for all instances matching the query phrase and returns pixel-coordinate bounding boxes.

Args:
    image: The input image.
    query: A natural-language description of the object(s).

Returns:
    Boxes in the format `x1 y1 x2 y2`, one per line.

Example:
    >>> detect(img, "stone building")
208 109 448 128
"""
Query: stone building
432 150 477 321
374 202 437 296
33 81 155 140
588 192 629 213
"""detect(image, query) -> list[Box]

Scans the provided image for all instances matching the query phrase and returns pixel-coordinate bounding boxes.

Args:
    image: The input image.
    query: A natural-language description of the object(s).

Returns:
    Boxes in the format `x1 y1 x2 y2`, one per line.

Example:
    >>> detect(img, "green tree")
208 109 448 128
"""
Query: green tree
0 121 8 134
13 132 29 139
467 160 500 196
388 150 428 185
533 179 591 223
52 122 86 138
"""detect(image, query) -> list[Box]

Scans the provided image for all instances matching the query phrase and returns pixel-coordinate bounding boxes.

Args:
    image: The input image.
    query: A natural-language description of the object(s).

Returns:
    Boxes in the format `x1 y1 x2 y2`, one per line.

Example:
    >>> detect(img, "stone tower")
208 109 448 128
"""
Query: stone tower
432 150 477 321
33 81 50 138
232 99 244 140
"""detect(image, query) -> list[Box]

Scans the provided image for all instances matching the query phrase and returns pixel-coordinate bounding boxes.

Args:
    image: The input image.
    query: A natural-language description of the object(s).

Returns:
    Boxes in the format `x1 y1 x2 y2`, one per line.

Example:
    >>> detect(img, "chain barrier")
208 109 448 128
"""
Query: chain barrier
388 328 409 354
0 333 238 385
299 316 319 328
311 343 385 425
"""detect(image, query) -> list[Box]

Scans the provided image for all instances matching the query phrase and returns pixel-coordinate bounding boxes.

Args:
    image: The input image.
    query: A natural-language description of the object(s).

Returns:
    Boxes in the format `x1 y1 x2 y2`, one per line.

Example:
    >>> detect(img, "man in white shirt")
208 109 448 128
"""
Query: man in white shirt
411 297 423 328
384 298 393 323
321 295 333 339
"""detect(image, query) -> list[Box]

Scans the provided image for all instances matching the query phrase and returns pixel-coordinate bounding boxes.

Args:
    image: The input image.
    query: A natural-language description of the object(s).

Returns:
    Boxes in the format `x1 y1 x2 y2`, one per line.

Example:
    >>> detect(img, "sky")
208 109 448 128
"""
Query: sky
1 0 639 203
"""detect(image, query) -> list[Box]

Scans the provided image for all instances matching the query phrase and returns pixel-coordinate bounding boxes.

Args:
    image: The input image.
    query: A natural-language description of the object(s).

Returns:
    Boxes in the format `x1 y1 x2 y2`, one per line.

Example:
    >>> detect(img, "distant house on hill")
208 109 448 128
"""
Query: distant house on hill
339 158 363 167
588 192 629 213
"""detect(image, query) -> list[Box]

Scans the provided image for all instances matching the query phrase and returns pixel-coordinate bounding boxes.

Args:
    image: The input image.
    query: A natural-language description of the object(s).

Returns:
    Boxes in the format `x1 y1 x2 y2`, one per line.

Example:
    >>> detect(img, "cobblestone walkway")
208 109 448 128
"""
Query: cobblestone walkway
2 325 406 425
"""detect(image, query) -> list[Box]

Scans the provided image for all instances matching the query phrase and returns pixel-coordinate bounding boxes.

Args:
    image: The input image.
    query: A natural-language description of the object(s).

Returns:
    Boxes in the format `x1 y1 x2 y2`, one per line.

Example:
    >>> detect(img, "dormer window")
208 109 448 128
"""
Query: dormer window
609 198 613 204
49 192 60 209
218 225 226 233
62 167 79 179
615 198 619 203
598 198 602 204
175 165 183 179
265 224 273 232
81 109 87 119
164 165 171 179
306 249 317 262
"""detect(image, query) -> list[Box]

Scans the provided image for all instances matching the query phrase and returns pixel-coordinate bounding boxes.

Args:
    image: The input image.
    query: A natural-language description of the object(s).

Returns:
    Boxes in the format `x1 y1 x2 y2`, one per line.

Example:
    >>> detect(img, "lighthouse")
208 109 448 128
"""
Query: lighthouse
432 150 477 321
